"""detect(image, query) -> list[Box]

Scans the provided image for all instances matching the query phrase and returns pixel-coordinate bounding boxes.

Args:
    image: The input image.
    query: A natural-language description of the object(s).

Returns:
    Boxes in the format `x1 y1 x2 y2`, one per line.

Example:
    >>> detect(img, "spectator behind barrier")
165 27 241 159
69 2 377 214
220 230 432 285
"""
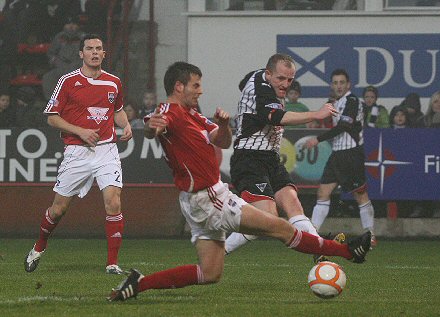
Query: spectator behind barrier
42 16 84 100
399 92 424 127
14 86 47 128
362 85 389 128
415 90 440 128
389 105 409 129
285 80 310 128
0 89 16 127
139 90 157 118
124 102 144 129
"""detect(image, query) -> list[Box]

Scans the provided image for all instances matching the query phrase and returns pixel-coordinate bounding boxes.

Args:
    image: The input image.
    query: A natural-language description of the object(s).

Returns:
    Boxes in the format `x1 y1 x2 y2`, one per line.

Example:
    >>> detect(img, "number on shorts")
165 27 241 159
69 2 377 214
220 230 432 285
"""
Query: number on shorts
114 171 121 183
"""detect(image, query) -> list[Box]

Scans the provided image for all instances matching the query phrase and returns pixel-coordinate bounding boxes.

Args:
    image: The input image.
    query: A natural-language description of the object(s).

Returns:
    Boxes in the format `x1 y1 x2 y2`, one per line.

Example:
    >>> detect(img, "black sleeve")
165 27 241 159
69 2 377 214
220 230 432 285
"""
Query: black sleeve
254 74 286 125
317 96 362 143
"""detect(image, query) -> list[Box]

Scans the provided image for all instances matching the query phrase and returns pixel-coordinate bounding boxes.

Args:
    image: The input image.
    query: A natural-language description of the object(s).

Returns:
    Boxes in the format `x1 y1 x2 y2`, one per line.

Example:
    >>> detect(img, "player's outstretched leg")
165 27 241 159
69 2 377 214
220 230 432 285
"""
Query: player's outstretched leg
347 231 372 263
313 232 346 263
108 269 143 301
24 244 44 273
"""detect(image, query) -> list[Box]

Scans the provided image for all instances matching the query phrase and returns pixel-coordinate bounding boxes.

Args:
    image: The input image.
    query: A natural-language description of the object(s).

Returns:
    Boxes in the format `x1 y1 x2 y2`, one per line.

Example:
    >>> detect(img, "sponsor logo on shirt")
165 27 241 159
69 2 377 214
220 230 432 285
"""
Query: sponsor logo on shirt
87 107 109 124
74 81 82 87
265 102 283 110
48 98 58 107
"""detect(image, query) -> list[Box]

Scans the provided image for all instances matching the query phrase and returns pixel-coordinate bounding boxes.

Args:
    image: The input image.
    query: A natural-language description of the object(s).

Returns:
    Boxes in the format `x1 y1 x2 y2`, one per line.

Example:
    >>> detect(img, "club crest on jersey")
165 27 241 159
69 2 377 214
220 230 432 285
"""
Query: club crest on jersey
87 107 109 124
255 183 268 193
108 92 116 103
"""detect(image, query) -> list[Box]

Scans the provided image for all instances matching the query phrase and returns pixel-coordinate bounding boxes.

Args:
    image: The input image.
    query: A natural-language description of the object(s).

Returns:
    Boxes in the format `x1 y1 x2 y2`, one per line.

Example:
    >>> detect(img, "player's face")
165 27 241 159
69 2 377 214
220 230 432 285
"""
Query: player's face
80 39 105 68
363 91 377 107
331 74 351 99
182 74 203 108
266 61 295 99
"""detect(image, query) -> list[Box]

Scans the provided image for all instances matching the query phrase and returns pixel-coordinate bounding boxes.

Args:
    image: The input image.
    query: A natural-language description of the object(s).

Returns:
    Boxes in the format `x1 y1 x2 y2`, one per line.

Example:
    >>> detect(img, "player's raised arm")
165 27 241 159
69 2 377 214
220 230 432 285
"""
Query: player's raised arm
280 102 338 126
144 106 167 139
210 107 232 149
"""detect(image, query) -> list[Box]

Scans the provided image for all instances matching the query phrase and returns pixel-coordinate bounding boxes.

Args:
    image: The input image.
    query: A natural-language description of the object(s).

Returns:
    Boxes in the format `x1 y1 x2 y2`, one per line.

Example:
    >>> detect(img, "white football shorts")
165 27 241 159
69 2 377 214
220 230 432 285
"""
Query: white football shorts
179 181 246 244
54 143 122 198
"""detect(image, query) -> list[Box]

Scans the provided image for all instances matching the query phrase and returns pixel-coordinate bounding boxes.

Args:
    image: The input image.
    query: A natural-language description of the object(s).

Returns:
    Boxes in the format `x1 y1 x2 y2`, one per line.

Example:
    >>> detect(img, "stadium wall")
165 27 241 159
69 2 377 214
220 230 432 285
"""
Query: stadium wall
187 11 440 116
1 186 185 238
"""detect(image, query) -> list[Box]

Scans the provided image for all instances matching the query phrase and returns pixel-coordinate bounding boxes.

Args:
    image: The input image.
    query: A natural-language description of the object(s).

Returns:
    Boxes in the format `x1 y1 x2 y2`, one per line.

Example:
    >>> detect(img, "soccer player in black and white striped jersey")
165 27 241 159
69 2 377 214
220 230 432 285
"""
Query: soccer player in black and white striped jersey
225 54 338 254
305 69 376 247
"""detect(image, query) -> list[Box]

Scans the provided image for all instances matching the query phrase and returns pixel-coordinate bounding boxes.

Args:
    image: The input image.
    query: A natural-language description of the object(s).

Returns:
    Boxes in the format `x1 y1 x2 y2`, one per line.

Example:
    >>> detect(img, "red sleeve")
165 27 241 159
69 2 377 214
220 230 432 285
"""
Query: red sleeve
44 77 69 115
193 111 219 133
115 79 124 112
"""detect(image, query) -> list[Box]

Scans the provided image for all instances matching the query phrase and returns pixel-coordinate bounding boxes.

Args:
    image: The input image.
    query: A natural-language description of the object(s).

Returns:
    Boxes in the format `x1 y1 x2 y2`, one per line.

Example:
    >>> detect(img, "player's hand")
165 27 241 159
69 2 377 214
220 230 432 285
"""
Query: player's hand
120 124 132 142
213 107 230 127
148 107 168 130
315 103 338 120
303 137 319 149
79 128 100 147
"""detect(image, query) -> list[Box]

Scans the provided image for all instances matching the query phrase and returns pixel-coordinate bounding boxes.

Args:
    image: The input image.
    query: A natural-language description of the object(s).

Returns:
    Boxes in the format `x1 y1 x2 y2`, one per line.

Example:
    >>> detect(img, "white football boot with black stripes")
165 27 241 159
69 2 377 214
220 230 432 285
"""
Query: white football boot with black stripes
347 231 372 263
108 269 143 301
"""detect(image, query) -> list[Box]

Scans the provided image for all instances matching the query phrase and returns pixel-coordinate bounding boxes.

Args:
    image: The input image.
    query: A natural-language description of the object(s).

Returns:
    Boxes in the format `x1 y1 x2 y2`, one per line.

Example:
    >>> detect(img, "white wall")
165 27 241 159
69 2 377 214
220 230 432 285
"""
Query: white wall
188 12 440 115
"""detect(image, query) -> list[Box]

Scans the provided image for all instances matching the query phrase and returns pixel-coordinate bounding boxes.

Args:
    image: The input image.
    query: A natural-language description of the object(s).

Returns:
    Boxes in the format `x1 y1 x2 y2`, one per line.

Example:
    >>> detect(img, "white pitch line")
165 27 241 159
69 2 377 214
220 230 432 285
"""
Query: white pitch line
0 296 86 305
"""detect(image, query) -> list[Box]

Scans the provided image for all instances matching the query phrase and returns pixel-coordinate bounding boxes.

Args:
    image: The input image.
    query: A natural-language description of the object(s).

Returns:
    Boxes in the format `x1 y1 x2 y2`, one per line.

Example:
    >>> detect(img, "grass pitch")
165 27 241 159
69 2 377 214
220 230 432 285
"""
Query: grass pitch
0 238 439 317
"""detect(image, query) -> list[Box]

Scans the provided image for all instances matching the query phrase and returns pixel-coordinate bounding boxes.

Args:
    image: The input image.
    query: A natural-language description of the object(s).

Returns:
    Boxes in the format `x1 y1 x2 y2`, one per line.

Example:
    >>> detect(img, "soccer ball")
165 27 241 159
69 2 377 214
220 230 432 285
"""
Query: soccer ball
308 261 346 299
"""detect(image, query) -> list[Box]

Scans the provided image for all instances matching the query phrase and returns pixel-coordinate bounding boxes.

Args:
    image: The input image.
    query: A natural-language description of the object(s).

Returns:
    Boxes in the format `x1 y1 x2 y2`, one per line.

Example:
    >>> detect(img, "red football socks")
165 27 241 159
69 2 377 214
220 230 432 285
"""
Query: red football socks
35 209 59 252
287 229 351 259
105 213 124 266
138 265 203 292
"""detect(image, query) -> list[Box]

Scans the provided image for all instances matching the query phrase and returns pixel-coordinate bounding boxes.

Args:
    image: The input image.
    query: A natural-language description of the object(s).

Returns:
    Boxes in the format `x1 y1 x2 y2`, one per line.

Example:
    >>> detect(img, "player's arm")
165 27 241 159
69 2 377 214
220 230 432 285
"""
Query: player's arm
114 109 132 141
304 98 359 148
144 107 167 139
47 114 100 147
279 103 337 126
210 107 232 149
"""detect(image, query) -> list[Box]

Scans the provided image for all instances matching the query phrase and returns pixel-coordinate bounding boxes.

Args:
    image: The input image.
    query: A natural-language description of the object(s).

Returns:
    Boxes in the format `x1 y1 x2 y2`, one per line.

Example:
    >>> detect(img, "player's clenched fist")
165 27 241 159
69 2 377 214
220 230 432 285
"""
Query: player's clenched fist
148 107 168 129
213 107 230 127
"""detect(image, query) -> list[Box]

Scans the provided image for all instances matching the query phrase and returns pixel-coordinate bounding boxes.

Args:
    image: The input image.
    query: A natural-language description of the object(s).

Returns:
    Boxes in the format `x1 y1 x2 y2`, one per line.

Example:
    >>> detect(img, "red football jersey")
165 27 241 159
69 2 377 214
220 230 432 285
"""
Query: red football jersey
44 68 124 145
145 103 220 192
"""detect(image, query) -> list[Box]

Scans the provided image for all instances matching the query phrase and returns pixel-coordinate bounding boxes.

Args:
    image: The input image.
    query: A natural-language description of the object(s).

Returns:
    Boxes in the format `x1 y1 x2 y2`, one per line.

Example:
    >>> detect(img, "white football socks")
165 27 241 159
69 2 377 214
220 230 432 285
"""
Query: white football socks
359 200 375 232
311 200 331 232
288 214 319 236
225 233 258 254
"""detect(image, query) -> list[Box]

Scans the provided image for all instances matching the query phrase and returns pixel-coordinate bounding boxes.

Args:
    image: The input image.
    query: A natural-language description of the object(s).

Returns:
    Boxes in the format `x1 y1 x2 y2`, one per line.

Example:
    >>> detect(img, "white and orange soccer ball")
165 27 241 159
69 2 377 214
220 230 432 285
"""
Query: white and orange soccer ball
308 261 346 299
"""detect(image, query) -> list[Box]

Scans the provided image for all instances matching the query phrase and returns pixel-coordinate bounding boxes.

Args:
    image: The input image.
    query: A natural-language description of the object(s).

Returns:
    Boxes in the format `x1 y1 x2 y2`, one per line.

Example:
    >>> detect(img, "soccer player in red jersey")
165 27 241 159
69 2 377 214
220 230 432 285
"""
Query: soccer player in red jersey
108 62 371 301
24 34 132 275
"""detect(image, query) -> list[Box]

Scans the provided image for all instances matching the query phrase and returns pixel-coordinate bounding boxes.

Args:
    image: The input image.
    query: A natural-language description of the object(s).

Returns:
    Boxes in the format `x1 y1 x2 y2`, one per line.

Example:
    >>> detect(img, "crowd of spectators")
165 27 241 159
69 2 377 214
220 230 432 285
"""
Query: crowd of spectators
0 0 122 129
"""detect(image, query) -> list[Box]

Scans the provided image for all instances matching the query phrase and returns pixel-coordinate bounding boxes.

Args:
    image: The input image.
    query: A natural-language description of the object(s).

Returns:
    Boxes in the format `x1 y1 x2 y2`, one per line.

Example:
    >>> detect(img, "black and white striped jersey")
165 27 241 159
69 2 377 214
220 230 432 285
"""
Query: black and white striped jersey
317 91 364 151
234 69 286 153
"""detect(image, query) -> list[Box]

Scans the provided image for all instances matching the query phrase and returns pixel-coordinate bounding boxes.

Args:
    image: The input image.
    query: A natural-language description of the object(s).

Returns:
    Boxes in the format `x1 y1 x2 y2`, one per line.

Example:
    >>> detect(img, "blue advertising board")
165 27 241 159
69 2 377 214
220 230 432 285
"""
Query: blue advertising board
277 34 440 98
363 128 440 200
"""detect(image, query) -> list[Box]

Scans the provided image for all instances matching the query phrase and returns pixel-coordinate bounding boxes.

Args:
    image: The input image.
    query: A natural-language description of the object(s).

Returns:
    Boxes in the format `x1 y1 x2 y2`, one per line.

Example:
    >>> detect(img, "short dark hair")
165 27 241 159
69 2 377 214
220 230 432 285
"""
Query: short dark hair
363 85 378 98
288 80 301 94
266 53 295 72
330 68 350 82
164 62 202 96
80 33 104 51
